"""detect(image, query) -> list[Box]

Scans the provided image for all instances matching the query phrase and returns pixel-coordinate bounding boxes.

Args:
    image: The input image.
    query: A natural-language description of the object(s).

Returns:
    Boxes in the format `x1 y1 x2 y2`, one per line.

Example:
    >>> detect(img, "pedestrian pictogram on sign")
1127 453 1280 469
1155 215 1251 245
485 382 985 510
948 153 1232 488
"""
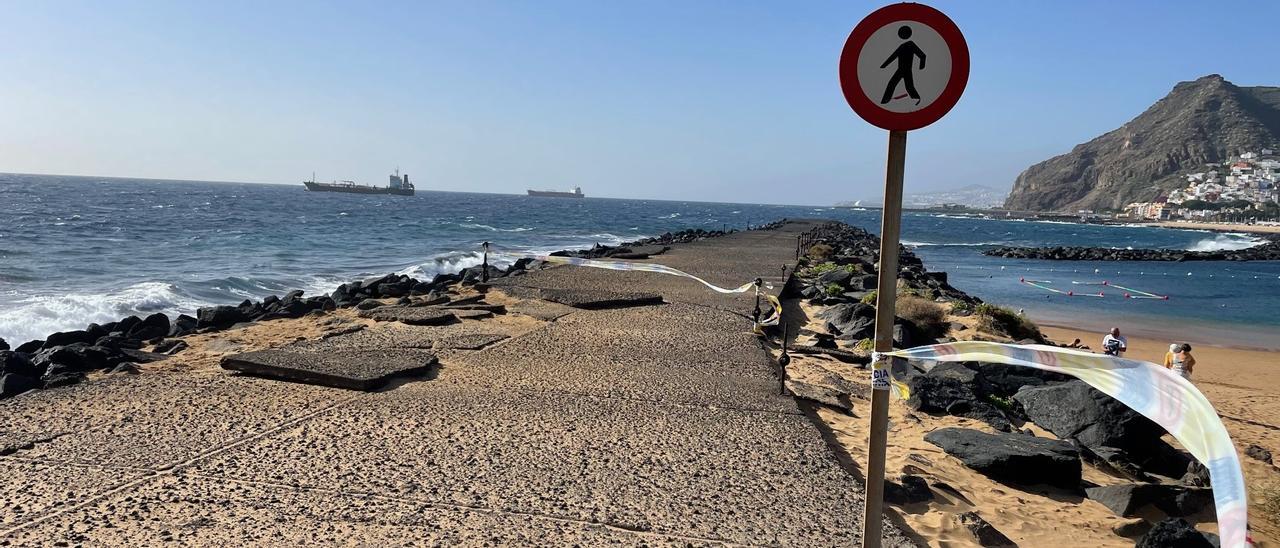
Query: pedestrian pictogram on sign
839 3 969 131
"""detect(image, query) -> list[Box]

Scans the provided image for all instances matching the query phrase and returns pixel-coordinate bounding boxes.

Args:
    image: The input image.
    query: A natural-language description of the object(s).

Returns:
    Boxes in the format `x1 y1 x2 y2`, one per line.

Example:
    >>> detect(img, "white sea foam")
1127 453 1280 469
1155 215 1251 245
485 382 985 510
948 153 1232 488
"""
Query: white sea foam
1186 234 1266 252
0 282 207 345
459 223 534 232
396 251 491 281
658 213 680 219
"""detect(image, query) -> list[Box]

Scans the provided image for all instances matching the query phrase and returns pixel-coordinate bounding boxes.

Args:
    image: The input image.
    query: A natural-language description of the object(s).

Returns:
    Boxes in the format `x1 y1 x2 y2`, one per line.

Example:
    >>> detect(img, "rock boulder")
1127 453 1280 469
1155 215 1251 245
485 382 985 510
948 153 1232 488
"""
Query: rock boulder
1014 380 1164 454
1135 518 1214 548
924 427 1081 488
196 305 249 329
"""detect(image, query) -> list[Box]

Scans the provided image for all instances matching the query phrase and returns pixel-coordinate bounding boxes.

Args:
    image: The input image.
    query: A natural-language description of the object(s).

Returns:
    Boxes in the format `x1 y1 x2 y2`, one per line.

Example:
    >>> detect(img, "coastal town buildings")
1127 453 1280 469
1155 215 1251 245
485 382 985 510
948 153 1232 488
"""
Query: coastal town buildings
1123 149 1280 220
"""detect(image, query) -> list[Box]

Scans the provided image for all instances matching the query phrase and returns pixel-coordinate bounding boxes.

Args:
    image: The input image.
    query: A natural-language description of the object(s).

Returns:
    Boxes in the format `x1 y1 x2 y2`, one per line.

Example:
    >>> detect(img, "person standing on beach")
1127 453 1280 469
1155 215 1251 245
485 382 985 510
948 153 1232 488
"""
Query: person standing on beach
1172 343 1196 380
1163 343 1179 369
1102 327 1127 357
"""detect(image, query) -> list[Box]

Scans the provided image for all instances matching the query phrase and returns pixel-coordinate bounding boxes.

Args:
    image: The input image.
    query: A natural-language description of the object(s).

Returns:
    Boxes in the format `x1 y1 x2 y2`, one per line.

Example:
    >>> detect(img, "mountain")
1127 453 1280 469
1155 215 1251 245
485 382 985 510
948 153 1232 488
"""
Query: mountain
1004 75 1280 212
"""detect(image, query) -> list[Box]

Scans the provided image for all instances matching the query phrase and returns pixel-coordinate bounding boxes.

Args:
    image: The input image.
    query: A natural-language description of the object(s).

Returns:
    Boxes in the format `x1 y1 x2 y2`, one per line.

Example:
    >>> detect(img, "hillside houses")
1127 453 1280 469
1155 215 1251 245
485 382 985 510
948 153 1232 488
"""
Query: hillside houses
1123 149 1280 220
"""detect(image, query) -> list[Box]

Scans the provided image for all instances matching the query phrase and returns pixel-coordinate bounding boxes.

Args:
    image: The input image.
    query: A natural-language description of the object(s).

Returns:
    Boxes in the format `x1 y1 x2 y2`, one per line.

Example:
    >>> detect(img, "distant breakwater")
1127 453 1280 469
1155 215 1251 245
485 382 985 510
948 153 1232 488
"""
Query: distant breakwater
983 237 1280 262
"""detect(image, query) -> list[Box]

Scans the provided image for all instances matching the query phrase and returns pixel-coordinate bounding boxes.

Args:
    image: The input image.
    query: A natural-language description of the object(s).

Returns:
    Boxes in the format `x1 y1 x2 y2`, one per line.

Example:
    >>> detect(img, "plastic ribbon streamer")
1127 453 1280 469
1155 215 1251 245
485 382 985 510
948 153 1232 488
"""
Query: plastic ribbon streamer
877 341 1247 548
1020 278 1104 297
869 351 911 400
491 250 782 328
1074 280 1169 300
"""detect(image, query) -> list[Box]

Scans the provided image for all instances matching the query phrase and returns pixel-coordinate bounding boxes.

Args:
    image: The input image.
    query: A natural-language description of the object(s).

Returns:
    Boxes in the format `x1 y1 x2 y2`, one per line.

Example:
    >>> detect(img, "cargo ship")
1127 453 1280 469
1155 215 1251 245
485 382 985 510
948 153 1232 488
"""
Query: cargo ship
303 170 415 196
526 186 584 198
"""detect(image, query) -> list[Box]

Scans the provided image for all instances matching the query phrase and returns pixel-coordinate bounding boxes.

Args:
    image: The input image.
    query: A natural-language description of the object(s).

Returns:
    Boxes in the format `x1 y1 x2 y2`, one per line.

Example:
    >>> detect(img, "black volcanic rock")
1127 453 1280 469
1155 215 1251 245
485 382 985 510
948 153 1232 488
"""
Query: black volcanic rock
1 373 39 399
924 427 1081 488
1006 74 1280 211
127 313 171 341
1136 518 1214 548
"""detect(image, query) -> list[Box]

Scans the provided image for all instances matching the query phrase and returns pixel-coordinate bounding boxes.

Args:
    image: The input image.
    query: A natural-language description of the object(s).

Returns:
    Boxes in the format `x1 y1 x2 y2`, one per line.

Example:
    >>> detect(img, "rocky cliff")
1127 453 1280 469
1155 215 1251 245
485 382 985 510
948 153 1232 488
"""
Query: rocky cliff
1004 75 1280 212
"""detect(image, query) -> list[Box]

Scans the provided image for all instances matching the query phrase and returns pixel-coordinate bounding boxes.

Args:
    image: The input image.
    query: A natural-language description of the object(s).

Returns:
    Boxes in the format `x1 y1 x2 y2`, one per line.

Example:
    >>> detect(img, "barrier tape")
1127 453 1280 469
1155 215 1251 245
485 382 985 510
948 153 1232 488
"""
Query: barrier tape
491 249 782 328
869 352 911 399
877 341 1248 548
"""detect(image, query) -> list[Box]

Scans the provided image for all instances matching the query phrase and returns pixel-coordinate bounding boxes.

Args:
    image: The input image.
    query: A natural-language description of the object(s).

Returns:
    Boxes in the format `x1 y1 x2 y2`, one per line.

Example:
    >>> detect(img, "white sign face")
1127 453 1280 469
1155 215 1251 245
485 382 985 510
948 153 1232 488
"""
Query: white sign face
854 21 953 114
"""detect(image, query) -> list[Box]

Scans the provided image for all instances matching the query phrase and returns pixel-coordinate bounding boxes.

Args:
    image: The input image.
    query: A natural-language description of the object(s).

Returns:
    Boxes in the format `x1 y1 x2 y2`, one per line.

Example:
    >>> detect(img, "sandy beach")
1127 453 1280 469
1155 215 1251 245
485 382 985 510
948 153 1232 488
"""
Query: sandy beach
1156 220 1280 235
784 311 1280 547
1041 324 1280 544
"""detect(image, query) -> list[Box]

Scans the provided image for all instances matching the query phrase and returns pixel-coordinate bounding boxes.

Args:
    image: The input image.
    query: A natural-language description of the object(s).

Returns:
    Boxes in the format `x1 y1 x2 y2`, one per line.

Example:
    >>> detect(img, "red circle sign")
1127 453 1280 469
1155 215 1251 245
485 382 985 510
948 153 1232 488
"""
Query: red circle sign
839 3 969 131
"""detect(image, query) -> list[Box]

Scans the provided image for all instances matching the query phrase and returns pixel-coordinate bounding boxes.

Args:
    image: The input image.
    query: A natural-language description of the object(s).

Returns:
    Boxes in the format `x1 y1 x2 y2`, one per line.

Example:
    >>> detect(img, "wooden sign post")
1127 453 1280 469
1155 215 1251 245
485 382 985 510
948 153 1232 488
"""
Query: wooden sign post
838 4 969 546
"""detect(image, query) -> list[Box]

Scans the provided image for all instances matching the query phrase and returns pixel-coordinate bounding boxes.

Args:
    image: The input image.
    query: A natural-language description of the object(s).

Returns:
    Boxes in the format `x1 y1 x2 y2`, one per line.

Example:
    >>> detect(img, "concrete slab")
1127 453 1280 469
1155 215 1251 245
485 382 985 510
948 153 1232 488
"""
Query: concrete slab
0 475 692 546
2 373 346 469
0 460 149 528
357 307 458 326
500 286 665 310
504 298 577 321
439 303 507 313
448 304 789 411
450 309 494 320
432 333 508 351
187 384 885 546
288 321 531 354
221 349 438 391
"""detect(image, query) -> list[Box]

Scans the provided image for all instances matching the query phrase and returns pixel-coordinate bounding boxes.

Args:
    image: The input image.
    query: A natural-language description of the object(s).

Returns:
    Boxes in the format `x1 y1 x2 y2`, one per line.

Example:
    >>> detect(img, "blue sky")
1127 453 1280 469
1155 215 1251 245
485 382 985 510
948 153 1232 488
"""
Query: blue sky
1 0 1277 204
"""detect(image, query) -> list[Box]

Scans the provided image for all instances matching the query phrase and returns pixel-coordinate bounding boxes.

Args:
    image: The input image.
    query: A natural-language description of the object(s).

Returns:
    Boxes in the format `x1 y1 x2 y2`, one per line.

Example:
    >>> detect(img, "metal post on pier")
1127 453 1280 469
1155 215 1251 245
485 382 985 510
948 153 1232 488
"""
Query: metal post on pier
481 242 490 283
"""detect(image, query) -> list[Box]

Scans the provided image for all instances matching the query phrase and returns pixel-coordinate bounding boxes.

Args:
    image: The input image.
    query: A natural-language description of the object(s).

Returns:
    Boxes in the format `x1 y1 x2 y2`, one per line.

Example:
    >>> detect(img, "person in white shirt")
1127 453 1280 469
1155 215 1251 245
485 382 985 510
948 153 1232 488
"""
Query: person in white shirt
1102 327 1127 357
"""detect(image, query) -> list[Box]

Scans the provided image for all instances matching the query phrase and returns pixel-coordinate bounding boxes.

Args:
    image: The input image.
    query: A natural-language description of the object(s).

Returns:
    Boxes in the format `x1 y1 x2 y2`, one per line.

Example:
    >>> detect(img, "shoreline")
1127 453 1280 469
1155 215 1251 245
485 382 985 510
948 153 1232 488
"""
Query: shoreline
1038 324 1280 380
1156 220 1280 235
1034 315 1280 352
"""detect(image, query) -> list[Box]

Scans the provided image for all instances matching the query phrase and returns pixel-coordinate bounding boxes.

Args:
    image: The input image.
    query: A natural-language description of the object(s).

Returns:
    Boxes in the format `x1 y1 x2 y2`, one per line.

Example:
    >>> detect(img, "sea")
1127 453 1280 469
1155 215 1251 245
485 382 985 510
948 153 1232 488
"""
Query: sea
3 173 1279 349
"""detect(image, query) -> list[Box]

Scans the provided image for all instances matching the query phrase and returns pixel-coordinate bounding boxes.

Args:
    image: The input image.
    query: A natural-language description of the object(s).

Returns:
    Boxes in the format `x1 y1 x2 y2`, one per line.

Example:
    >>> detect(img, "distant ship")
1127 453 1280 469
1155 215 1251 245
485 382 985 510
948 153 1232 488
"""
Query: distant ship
527 186 584 198
304 170 415 196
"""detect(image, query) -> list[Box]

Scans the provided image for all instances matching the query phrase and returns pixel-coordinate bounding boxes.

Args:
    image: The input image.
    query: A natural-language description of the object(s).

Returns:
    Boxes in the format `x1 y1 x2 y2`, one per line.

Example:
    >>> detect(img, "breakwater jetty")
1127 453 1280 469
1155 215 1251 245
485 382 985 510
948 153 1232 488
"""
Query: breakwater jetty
983 238 1280 261
0 220 911 545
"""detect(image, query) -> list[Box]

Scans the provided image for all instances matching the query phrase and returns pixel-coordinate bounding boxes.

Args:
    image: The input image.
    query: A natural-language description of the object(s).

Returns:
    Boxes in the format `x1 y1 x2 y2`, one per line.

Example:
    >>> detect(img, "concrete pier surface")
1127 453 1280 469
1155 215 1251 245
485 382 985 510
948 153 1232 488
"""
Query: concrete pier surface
0 220 911 546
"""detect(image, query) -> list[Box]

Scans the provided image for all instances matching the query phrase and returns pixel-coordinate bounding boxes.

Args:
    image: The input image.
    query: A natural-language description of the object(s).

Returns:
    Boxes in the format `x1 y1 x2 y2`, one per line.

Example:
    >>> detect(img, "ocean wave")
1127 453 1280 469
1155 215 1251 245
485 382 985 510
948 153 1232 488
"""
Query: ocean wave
0 282 207 345
396 251 489 281
459 223 534 232
658 213 680 219
585 233 632 245
1186 234 1266 252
